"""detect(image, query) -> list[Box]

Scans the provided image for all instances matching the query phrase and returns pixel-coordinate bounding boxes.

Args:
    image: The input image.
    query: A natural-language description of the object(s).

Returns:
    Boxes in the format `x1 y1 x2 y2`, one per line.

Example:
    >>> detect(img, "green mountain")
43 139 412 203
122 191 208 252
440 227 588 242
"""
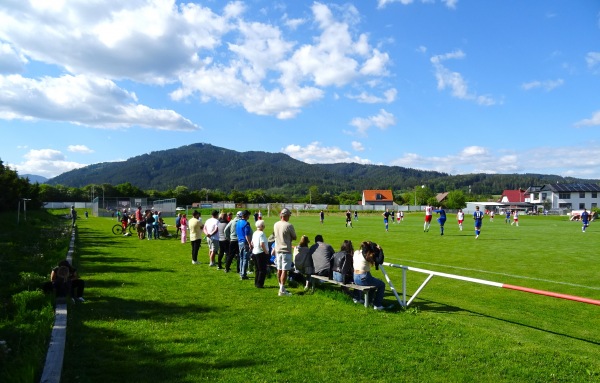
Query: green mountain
47 143 597 194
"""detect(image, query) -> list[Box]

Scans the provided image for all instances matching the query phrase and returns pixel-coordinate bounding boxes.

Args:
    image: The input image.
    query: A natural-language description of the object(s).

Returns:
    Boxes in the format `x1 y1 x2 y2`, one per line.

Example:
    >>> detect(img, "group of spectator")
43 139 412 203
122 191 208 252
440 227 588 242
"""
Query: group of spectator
187 208 389 309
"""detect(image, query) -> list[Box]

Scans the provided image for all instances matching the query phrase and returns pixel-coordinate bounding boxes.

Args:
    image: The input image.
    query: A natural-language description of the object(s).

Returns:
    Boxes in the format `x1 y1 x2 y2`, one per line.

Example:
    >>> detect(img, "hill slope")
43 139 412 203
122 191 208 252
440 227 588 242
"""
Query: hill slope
47 143 596 194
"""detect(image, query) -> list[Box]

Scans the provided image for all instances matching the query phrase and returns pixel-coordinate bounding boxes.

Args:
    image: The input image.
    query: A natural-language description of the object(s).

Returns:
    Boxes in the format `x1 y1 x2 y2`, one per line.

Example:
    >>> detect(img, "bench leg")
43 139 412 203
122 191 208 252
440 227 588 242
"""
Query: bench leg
364 290 370 307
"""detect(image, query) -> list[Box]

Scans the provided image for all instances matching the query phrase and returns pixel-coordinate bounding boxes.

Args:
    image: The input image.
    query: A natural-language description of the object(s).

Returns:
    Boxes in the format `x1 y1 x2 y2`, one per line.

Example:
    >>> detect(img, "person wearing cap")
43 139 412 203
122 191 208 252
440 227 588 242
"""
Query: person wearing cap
273 208 297 296
203 210 220 266
189 211 202 264
224 211 242 273
236 210 253 280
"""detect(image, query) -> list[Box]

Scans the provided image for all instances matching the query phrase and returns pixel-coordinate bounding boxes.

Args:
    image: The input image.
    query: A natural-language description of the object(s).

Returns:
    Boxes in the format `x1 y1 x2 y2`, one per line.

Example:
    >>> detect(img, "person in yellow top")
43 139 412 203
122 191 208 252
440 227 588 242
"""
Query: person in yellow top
189 210 203 264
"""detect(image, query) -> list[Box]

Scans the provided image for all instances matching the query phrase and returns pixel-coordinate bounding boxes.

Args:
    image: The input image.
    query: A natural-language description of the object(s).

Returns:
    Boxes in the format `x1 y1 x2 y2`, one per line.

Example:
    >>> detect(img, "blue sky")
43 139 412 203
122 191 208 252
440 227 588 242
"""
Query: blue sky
1 0 600 180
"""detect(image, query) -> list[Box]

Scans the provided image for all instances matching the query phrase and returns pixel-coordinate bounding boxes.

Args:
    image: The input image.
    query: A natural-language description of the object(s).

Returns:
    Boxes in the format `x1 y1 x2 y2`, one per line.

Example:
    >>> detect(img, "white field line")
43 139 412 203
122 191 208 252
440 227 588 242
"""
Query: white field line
385 257 600 291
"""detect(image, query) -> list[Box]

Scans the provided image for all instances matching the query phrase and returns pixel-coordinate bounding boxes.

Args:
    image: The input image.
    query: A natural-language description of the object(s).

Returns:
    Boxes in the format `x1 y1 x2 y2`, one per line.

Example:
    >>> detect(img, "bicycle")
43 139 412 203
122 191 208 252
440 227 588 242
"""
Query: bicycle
112 221 136 235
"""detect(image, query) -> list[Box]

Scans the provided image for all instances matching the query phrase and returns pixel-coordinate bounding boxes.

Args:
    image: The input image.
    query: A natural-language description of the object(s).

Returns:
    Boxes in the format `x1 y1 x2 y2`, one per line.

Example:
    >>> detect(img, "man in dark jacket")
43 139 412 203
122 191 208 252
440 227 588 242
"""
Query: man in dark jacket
308 235 334 278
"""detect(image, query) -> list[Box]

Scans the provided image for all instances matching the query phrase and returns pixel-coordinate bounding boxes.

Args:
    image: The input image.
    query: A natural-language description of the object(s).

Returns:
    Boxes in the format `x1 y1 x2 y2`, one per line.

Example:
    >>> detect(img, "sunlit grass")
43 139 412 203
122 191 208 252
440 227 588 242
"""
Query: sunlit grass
62 211 600 382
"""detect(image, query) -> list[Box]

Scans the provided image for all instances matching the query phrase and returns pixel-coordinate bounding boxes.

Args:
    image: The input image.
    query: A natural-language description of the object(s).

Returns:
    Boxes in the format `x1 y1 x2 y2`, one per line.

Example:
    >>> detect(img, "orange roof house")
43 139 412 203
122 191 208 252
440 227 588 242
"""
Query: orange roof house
362 190 394 206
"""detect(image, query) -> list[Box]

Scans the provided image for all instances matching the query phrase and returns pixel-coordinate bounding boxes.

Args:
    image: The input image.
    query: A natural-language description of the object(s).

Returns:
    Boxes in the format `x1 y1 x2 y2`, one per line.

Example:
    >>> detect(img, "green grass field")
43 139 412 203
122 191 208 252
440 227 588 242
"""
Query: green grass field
61 211 600 382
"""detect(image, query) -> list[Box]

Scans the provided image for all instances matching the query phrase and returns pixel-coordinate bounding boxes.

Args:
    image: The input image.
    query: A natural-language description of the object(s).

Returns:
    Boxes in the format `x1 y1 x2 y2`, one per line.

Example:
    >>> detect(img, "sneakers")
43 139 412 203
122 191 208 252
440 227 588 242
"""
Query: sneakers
77 297 85 302
374 305 385 310
278 290 292 296
209 262 216 267
353 298 365 304
192 260 199 265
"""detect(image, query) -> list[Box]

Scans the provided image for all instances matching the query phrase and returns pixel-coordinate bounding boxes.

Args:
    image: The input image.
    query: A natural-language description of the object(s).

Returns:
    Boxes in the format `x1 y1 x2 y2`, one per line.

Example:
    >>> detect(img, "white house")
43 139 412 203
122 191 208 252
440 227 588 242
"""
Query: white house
537 183 600 210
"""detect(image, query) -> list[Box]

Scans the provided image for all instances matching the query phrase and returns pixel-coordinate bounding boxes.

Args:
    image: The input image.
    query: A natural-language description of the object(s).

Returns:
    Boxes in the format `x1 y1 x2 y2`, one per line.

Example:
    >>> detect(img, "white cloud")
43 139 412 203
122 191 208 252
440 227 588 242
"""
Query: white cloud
430 50 496 105
352 141 365 151
521 79 564 91
574 111 600 127
347 88 397 103
586 52 600 73
390 144 600 178
0 42 28 73
349 109 396 135
68 145 94 154
0 74 199 131
281 141 372 164
377 0 457 9
10 149 87 178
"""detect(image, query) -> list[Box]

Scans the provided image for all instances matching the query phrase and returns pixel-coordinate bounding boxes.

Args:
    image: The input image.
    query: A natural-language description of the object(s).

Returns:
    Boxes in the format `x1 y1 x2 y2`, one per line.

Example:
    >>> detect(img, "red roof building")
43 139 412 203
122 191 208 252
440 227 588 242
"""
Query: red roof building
499 189 529 203
362 190 394 206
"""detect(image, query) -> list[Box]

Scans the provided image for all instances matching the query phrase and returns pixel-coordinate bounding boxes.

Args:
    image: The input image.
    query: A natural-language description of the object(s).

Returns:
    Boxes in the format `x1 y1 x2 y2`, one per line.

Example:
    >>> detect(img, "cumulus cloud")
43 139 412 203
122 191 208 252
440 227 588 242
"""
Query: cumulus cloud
170 2 392 118
347 88 397 103
352 141 365 151
10 149 87 178
68 145 94 154
574 111 600 127
0 74 199 131
349 109 396 135
281 141 372 164
0 42 28 73
430 50 496 105
521 79 564 91
390 144 600 178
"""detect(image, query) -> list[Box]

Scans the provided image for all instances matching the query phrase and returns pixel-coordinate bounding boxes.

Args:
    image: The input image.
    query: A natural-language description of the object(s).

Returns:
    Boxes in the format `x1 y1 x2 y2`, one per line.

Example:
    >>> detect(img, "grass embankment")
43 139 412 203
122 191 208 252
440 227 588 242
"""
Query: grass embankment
0 209 74 383
25 211 600 382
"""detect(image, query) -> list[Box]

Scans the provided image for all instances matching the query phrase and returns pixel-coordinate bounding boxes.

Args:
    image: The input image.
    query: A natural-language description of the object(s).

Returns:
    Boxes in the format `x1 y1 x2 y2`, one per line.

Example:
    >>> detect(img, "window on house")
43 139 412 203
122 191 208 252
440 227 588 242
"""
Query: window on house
579 192 585 198
376 193 382 200
542 193 547 200
593 203 597 208
592 193 597 198
579 203 586 209
559 193 570 199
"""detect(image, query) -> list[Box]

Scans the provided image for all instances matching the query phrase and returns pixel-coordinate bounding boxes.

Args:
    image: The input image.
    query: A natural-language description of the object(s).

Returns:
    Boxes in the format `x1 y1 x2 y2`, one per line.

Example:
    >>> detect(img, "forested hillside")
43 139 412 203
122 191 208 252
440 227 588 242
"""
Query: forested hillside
47 143 597 195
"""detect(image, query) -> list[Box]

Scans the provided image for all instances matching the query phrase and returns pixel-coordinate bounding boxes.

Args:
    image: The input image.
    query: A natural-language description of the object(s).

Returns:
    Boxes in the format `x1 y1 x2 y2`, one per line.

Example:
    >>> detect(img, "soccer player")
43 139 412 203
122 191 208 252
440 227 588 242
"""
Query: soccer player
456 209 464 231
424 204 433 232
382 209 391 232
511 210 519 226
581 208 589 232
434 207 446 235
473 206 484 239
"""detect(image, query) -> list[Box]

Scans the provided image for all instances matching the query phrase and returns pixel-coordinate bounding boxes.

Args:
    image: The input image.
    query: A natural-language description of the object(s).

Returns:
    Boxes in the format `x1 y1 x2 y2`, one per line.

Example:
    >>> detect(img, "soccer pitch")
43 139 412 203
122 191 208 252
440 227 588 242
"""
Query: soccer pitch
62 211 600 382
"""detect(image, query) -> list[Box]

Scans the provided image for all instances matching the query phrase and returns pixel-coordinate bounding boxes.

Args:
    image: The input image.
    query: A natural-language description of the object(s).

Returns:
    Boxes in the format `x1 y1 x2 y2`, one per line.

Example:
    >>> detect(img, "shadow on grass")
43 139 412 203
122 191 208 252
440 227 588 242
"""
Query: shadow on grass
412 298 600 346
63 297 260 382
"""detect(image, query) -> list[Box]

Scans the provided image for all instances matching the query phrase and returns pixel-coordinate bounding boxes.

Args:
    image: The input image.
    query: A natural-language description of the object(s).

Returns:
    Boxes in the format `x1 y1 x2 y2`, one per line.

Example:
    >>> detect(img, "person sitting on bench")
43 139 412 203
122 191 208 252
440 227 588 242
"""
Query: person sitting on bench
353 241 387 310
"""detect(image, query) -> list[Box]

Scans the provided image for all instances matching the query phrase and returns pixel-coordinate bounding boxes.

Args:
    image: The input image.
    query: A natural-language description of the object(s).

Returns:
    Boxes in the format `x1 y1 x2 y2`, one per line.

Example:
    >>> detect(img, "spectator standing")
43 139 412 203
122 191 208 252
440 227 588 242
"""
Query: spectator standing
273 208 297 296
224 211 242 273
70 205 77 228
189 210 202 264
145 210 155 240
251 220 269 288
180 213 188 243
473 206 484 239
217 213 229 269
204 210 220 267
175 213 182 238
152 210 160 239
236 210 253 280
308 235 335 278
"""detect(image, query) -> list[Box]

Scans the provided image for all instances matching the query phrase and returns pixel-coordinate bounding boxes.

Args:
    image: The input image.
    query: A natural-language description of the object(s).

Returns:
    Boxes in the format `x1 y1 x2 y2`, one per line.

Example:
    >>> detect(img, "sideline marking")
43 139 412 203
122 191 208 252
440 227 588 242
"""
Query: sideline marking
387 257 600 291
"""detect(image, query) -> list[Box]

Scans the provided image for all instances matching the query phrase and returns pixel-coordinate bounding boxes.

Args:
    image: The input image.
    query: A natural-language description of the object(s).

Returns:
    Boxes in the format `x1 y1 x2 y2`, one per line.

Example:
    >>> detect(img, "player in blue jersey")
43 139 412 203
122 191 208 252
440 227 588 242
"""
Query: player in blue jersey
434 207 446 235
581 208 589 233
473 206 484 239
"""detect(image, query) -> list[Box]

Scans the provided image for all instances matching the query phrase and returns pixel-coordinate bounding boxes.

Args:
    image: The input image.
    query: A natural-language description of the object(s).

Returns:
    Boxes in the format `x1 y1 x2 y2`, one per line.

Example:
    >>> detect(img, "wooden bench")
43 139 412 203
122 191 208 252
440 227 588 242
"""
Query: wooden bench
310 275 377 308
